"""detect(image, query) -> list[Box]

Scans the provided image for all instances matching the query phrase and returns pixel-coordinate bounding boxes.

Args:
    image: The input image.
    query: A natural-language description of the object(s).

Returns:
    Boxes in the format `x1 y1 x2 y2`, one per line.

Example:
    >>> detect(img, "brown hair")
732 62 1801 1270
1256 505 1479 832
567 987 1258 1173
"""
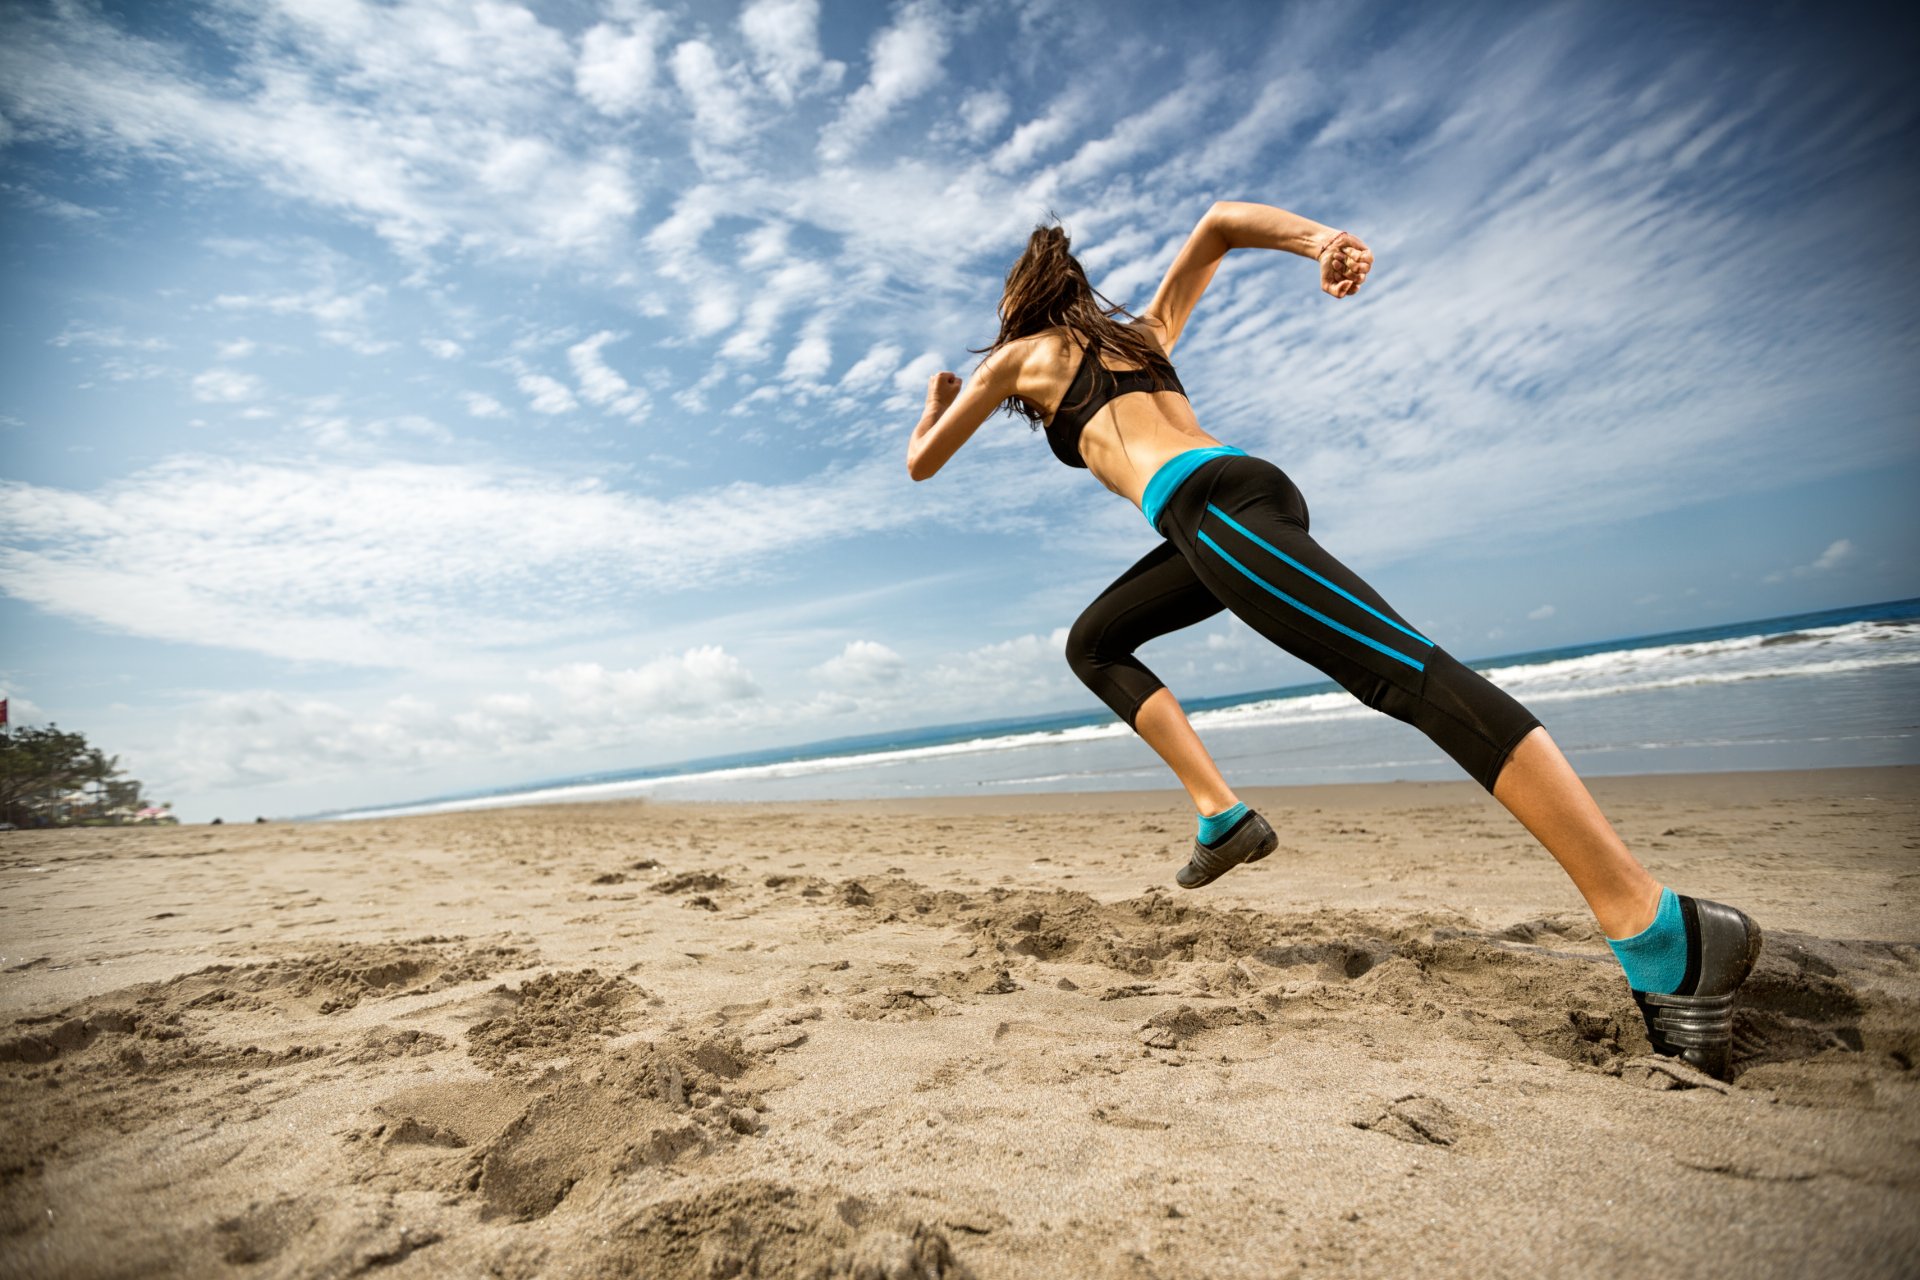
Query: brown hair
973 221 1172 428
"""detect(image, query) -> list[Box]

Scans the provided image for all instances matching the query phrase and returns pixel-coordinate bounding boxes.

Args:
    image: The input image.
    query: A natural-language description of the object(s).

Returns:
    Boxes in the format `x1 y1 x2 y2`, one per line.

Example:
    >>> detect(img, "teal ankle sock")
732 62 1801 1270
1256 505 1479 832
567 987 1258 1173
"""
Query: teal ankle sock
1197 802 1249 846
1605 887 1688 994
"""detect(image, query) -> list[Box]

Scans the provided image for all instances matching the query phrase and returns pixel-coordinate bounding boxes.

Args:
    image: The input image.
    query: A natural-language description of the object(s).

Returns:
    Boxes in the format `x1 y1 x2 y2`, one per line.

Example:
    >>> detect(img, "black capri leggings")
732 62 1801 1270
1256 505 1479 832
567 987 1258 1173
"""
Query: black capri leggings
1065 453 1541 792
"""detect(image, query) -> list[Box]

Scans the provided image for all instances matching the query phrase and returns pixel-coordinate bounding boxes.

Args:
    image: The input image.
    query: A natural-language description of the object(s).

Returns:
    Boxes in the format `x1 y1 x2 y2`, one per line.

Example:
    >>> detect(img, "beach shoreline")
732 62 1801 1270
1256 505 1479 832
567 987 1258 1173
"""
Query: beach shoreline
4 766 1917 1277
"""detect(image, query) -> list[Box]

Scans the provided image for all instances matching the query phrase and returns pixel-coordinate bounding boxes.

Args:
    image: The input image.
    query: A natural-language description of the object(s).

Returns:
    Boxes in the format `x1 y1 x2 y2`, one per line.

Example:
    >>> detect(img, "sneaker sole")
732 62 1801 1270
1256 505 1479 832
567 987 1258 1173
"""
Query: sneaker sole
1632 898 1763 1081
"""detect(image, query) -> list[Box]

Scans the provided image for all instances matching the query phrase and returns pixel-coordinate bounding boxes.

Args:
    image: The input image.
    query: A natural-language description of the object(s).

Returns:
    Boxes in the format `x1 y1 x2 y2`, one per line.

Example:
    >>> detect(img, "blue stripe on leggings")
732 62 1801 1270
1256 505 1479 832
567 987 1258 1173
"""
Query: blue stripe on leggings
1205 503 1435 650
1196 529 1428 671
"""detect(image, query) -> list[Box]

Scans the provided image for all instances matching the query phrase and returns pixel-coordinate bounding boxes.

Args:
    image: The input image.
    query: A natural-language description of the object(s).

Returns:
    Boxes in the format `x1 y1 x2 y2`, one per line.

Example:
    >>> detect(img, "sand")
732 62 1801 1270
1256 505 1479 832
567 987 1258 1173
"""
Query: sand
2 766 1917 1278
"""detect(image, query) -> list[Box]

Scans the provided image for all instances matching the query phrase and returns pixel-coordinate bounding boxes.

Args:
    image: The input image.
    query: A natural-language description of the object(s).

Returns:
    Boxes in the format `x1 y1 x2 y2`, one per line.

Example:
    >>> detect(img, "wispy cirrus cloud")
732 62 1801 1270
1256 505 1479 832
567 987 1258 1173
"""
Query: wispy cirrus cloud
0 0 639 259
575 6 671 118
0 449 1032 670
568 331 651 423
190 368 262 402
1765 539 1854 584
152 643 765 794
517 373 578 415
817 0 949 163
669 38 759 155
739 0 843 106
51 324 169 351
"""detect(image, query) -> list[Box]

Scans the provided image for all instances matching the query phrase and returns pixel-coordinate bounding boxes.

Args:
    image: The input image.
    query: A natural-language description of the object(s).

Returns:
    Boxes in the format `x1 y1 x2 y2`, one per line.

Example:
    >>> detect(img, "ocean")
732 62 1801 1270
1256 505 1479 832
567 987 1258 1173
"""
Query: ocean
324 598 1920 821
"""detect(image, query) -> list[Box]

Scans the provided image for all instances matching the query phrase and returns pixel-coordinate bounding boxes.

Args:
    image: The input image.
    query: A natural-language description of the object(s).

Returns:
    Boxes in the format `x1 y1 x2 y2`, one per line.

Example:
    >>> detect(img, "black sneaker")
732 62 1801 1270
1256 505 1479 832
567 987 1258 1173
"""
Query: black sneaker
1176 809 1278 889
1630 895 1763 1081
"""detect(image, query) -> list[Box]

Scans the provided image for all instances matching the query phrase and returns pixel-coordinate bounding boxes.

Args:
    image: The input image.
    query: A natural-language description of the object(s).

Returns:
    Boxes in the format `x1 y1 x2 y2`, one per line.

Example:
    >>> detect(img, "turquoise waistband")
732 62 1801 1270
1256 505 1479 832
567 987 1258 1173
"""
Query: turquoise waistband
1141 445 1247 532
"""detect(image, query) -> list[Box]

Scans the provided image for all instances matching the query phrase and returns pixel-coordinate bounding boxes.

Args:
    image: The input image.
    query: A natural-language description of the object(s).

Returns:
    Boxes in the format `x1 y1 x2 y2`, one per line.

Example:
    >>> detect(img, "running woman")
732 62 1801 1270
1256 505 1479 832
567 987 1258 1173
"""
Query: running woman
904 202 1761 1079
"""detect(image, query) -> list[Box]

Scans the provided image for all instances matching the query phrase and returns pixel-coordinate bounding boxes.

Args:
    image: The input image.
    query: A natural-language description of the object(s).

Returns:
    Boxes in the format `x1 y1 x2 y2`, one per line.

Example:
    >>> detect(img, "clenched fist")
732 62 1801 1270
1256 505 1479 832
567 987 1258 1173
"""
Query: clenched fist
926 370 961 408
1317 231 1372 298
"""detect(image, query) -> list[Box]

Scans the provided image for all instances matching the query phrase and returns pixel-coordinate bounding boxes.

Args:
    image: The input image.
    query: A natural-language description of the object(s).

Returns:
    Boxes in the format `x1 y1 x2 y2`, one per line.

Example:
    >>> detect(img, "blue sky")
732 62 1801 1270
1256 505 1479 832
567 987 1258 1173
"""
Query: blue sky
1 0 1915 820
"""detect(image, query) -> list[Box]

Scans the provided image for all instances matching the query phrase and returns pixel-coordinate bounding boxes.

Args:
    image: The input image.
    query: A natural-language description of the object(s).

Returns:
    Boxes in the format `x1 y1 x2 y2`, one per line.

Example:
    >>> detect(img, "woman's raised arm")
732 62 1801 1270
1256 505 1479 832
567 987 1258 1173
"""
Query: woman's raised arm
1142 201 1372 352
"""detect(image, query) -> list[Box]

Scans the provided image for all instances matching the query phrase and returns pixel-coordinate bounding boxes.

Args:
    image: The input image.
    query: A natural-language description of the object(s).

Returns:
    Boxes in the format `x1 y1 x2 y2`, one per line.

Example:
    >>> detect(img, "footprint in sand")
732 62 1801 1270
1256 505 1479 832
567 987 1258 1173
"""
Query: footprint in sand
1351 1095 1478 1147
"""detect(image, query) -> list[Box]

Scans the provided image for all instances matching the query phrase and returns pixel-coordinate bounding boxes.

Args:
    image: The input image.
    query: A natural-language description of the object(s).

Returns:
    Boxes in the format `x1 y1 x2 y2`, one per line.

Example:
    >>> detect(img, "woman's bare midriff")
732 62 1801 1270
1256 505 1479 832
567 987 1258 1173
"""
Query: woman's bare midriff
1020 327 1224 511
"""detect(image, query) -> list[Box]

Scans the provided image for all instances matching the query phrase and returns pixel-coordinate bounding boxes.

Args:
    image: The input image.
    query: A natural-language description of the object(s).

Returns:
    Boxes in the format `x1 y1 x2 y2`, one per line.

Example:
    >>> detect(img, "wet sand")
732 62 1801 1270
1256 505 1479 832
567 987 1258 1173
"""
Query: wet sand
2 766 1917 1278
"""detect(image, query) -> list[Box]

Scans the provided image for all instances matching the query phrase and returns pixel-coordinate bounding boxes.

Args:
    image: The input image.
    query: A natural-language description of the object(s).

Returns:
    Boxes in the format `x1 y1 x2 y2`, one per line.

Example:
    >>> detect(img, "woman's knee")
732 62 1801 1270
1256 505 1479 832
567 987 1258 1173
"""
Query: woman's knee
1064 607 1115 684
1399 648 1543 791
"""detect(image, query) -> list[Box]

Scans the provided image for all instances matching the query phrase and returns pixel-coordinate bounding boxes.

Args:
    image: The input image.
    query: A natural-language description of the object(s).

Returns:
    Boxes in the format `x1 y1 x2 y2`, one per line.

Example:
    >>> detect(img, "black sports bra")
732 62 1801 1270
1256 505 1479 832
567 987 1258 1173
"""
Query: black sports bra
1042 344 1188 469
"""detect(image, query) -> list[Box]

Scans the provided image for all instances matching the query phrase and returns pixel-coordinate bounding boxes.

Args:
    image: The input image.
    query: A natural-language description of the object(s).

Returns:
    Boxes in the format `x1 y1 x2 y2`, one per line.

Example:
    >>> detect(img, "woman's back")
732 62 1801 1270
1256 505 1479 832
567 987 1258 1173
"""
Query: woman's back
1018 323 1224 510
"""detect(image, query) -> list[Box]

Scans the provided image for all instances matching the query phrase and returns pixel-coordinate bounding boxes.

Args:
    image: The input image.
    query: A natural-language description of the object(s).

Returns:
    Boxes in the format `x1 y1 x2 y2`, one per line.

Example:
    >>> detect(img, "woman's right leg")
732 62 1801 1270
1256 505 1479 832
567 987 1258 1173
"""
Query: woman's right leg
1064 539 1241 816
1156 456 1664 929
1144 453 1757 1075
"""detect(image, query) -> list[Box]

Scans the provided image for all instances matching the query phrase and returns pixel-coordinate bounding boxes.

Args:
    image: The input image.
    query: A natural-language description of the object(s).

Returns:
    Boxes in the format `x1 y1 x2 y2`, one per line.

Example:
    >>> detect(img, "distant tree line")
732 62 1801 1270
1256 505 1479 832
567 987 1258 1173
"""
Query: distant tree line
0 724 169 828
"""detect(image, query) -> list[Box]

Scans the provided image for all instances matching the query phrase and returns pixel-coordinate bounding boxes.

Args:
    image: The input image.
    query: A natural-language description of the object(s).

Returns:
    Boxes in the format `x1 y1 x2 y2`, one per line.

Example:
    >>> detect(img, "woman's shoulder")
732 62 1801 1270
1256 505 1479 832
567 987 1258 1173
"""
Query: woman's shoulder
992 327 1074 374
1128 313 1173 358
1011 322 1159 360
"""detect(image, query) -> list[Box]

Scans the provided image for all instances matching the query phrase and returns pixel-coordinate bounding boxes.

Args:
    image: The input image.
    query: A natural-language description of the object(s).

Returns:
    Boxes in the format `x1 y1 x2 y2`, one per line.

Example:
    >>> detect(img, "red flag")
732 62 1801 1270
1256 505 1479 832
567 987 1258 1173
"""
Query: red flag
0 698 8 728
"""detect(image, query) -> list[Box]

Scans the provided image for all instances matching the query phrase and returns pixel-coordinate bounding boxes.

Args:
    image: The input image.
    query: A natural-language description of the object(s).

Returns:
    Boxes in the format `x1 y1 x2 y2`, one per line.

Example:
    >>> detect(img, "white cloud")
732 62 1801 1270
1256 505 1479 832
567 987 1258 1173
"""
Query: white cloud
958 88 1011 142
1812 538 1852 571
890 350 945 405
300 412 451 449
144 644 765 798
818 0 949 163
532 649 761 716
812 639 906 687
215 283 392 353
839 341 902 392
464 392 508 419
1527 604 1556 620
644 183 726 258
422 337 464 360
989 89 1089 173
779 626 1079 725
517 372 578 415
191 368 262 402
576 10 670 117
738 219 792 268
781 315 833 383
1764 538 1854 583
739 0 843 104
717 258 833 364
153 688 482 794
567 331 651 422
670 39 755 150
923 627 1074 707
86 356 172 384
0 1 637 259
0 452 1000 670
3 180 104 222
247 0 576 106
1054 81 1213 186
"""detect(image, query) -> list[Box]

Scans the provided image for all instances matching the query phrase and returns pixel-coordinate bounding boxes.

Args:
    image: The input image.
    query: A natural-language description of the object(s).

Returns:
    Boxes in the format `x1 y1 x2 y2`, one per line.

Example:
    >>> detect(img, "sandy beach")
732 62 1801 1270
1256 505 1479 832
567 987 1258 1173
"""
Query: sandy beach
2 766 1916 1278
